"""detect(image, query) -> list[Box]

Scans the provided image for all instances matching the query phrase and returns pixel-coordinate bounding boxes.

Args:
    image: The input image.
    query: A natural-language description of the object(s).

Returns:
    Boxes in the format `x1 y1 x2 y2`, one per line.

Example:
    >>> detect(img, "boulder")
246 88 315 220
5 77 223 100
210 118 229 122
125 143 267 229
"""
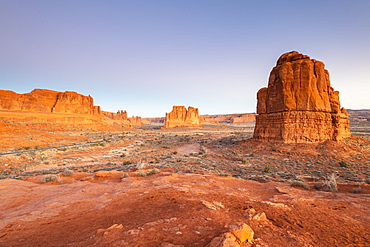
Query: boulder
253 51 351 143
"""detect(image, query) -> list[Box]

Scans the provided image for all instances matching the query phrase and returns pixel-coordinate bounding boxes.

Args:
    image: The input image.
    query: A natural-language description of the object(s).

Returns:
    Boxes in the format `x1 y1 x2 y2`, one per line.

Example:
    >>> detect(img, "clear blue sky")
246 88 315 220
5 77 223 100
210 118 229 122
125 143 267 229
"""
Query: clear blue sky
0 0 369 117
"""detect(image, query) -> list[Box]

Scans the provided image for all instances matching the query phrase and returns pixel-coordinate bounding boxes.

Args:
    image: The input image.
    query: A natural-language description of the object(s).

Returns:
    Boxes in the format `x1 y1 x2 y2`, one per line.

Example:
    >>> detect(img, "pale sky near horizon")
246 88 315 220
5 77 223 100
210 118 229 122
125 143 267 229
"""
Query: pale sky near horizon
0 0 369 117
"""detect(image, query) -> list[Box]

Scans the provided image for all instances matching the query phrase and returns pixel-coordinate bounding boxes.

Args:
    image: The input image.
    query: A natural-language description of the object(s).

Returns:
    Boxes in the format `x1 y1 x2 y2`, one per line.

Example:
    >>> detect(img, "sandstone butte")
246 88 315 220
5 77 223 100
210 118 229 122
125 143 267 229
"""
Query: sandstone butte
0 89 146 128
164 106 201 128
253 51 351 143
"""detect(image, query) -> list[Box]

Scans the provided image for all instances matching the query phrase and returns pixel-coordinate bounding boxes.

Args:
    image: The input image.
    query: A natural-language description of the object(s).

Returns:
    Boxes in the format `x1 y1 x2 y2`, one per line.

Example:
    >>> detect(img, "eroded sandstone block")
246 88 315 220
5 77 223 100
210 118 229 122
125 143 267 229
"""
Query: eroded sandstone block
164 106 201 128
253 51 350 143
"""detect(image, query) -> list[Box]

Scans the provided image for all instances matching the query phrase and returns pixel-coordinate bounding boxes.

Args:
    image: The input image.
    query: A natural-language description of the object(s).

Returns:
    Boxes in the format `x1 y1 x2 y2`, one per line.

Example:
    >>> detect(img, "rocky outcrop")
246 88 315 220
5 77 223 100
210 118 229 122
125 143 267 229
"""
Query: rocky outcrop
102 110 144 126
164 106 201 128
128 116 143 126
253 51 351 143
0 89 101 115
102 110 127 120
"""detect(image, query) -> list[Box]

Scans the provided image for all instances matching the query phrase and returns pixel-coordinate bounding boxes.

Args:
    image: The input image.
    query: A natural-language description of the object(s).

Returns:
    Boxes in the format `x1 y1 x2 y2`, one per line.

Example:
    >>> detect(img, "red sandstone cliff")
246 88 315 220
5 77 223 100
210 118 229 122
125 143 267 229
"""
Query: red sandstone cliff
164 106 201 128
0 89 101 115
253 51 351 143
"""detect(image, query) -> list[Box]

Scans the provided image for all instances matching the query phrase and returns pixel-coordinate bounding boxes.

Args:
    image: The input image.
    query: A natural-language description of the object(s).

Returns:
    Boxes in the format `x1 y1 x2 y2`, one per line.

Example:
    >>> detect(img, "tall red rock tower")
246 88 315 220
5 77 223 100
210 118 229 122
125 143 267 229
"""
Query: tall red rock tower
164 106 201 128
253 51 351 143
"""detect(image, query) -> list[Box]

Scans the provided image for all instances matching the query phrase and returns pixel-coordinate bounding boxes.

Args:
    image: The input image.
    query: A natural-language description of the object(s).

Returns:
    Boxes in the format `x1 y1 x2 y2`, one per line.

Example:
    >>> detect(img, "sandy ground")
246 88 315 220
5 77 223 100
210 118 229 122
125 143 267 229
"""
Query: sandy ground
0 122 370 246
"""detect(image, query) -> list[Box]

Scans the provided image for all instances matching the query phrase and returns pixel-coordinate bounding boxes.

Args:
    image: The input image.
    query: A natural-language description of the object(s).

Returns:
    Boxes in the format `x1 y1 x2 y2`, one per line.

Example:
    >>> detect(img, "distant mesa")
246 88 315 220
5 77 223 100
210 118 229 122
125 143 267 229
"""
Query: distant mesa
0 89 147 128
0 89 101 115
253 51 351 143
163 106 201 128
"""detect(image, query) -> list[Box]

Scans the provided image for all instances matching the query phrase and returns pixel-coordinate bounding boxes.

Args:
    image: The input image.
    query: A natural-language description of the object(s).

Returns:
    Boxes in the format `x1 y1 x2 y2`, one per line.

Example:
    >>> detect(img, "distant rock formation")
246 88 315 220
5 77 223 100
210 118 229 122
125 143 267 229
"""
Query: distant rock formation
253 51 351 143
102 110 127 120
164 106 201 128
0 89 101 115
230 114 256 124
102 110 144 126
145 113 256 124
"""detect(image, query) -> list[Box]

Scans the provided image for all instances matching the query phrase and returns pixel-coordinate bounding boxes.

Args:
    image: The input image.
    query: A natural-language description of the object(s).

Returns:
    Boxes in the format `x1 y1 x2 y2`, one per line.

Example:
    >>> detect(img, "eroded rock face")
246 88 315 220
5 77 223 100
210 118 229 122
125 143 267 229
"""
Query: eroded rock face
102 110 128 120
164 106 201 128
253 51 350 143
0 89 101 115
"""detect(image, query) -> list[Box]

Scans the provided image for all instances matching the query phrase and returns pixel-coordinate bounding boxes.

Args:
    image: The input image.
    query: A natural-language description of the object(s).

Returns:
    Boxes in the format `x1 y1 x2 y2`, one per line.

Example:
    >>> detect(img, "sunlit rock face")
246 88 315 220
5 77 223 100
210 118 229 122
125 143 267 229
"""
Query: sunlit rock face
0 89 101 115
253 51 350 143
164 106 201 128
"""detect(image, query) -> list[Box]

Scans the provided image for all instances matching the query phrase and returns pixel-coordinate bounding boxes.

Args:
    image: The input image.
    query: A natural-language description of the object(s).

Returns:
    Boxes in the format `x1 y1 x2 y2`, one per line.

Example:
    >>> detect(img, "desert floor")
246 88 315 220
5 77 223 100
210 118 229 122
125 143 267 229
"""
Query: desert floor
0 122 369 246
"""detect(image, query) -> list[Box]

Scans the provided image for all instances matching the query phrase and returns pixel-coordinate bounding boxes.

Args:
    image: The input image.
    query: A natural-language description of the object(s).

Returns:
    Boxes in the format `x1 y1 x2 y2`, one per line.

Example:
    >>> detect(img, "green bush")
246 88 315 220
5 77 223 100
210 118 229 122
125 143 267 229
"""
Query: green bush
63 168 74 177
122 161 132 165
291 180 310 190
339 161 348 168
264 164 271 173
352 187 363 193
148 168 160 175
41 174 58 183
137 171 147 177
314 182 323 190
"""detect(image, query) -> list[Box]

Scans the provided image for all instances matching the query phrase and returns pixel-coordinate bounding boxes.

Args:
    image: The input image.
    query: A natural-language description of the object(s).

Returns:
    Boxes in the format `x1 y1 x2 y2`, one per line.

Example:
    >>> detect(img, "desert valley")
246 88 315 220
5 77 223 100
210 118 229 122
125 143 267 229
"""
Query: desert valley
1 52 370 247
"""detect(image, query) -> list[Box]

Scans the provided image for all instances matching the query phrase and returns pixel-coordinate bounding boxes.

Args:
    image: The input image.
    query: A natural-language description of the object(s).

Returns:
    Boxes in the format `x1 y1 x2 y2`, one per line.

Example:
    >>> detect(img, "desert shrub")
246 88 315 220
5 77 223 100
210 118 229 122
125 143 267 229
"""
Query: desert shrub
219 172 231 177
155 158 160 163
120 173 129 178
339 161 348 168
137 171 147 177
63 168 74 177
291 180 310 190
42 169 51 174
148 168 160 175
41 174 59 183
177 159 182 162
25 146 31 150
314 182 323 190
198 151 204 155
352 187 363 193
173 151 178 155
122 161 132 165
120 153 126 158
264 164 271 173
241 159 247 164
322 173 338 192
249 153 254 157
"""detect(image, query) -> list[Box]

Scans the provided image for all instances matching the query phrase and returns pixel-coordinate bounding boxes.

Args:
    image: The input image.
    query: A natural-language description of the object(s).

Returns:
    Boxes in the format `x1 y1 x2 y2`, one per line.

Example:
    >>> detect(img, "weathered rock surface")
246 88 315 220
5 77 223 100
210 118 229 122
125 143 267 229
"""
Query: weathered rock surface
0 89 101 115
102 110 145 126
164 106 201 128
102 110 127 120
253 51 351 143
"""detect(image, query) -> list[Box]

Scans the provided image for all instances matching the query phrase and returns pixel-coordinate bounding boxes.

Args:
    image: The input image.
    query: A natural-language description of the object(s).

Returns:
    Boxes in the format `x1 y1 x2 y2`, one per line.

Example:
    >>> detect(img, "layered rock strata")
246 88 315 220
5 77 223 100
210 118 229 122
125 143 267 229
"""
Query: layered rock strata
0 89 101 115
164 106 201 128
253 51 351 143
